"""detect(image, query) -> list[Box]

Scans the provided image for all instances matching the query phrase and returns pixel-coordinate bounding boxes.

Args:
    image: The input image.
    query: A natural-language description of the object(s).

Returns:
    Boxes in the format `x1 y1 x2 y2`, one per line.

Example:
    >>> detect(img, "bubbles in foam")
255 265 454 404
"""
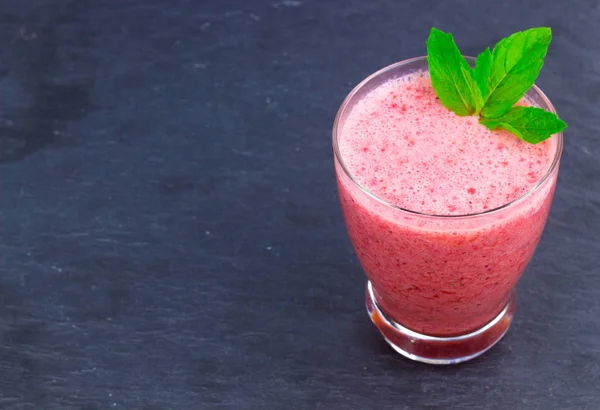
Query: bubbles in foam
338 72 556 215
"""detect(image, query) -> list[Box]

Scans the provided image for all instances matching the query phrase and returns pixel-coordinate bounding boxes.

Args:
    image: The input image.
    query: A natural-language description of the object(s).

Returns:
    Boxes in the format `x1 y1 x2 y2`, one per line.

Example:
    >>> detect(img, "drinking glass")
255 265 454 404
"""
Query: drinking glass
333 56 563 364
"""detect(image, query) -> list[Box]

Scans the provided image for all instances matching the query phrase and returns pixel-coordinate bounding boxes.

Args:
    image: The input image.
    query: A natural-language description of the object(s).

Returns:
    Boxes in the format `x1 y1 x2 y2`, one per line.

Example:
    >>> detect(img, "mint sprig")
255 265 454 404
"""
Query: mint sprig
426 27 566 144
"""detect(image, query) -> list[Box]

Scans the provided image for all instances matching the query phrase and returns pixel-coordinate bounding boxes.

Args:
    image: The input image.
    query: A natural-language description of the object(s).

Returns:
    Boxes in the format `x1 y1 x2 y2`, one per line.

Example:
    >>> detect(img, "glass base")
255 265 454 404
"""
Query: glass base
366 281 516 365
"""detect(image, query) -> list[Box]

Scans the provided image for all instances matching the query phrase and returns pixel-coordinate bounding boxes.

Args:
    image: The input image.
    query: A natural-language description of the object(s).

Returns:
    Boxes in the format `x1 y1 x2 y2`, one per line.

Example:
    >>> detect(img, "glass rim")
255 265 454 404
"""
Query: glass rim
332 56 564 220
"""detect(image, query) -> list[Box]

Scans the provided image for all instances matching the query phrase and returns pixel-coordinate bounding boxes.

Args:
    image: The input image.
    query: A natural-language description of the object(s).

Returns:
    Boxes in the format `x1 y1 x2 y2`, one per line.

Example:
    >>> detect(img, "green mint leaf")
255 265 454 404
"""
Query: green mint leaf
481 27 552 118
427 27 482 116
480 106 566 144
472 47 492 100
460 65 484 115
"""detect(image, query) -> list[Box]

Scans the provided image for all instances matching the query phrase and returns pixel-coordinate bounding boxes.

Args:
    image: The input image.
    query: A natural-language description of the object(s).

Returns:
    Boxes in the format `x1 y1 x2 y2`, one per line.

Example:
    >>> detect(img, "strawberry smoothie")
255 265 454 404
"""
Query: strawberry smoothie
334 62 560 339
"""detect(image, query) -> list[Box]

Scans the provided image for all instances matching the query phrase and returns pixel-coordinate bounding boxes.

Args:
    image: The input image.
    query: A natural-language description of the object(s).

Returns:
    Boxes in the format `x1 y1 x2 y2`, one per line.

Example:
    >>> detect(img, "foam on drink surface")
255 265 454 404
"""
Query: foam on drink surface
339 72 556 215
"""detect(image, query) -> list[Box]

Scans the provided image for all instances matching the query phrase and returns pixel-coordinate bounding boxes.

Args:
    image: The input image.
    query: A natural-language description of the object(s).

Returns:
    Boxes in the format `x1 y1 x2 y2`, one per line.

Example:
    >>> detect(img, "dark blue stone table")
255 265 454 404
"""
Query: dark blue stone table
0 0 598 408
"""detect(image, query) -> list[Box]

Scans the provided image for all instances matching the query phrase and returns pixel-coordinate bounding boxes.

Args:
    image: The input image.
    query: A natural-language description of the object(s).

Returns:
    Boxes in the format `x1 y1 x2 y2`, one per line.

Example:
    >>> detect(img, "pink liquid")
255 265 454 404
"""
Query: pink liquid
336 72 558 336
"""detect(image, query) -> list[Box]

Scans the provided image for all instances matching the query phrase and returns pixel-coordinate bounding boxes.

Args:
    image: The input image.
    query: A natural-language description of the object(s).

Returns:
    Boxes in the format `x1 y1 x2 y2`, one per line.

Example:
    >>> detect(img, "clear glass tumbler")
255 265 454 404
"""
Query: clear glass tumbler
333 57 563 364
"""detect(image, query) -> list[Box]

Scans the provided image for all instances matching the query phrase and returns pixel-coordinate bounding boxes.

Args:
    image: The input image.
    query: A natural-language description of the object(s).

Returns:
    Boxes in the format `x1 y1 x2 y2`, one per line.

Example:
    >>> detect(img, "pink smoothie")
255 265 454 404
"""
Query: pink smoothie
336 72 559 336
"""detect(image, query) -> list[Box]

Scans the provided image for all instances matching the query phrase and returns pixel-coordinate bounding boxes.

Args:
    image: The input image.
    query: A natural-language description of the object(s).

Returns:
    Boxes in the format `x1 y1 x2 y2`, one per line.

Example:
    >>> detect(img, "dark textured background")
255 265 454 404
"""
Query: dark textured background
0 0 598 409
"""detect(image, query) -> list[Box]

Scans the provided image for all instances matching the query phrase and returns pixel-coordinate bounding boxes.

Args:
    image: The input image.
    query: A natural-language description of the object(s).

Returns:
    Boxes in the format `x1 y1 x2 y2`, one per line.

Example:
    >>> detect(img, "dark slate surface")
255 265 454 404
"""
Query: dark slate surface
0 0 598 408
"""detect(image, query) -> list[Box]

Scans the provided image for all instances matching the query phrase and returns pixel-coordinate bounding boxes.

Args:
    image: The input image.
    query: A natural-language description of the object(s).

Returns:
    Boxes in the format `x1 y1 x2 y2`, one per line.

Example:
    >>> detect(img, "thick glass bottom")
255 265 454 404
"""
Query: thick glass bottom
366 281 516 365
